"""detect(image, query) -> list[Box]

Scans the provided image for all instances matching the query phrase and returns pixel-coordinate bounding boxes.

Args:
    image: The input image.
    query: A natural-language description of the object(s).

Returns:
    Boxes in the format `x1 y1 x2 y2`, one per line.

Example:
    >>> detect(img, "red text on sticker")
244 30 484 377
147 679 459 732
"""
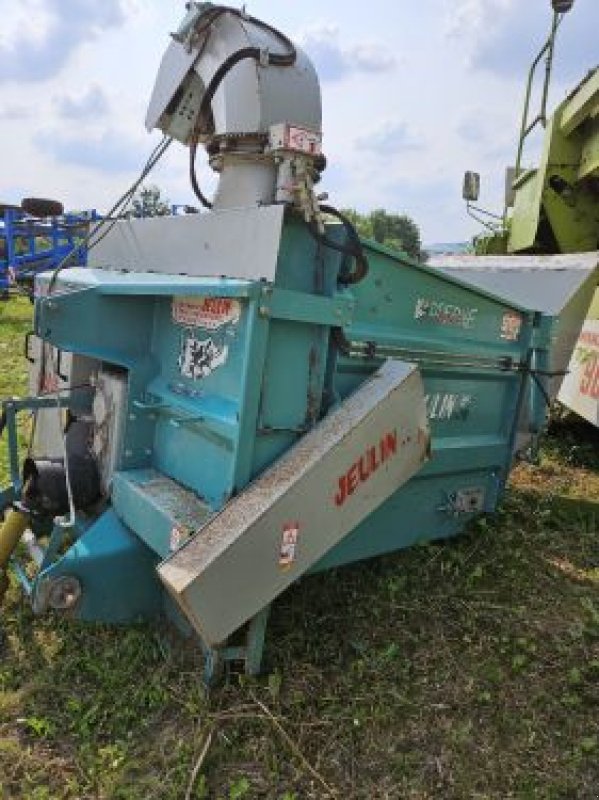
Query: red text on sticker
334 430 398 507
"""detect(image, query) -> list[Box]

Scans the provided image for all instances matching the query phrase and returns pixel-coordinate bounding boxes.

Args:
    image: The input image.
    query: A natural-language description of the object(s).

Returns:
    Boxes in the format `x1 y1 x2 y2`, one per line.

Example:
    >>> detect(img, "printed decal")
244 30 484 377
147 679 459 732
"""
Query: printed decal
172 297 241 330
178 335 228 380
570 322 599 399
285 126 322 154
426 393 473 421
170 526 184 552
279 522 300 570
577 328 599 350
334 429 398 507
414 297 478 329
579 353 599 399
500 312 522 342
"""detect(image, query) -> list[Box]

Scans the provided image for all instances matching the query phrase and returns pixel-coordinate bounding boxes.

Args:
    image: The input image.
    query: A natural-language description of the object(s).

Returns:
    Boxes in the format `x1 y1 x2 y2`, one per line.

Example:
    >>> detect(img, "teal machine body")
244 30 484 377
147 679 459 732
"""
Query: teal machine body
0 4 595 681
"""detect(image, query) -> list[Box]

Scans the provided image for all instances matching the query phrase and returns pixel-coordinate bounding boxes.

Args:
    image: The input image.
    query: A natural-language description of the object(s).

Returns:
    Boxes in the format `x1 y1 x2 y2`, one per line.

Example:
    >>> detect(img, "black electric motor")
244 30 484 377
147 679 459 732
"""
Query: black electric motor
22 420 101 516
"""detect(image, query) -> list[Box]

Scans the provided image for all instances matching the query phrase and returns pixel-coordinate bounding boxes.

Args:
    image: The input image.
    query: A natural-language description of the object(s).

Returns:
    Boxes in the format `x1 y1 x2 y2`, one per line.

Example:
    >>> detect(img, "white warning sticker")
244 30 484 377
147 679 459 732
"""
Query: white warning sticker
279 522 300 570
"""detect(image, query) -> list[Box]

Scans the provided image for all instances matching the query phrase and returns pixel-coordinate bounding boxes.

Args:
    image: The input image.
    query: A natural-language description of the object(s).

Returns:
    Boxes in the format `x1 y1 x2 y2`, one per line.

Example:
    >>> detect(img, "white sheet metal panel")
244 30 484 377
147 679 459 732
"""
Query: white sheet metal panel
430 252 599 398
27 337 96 460
88 206 285 282
159 360 430 646
429 253 598 315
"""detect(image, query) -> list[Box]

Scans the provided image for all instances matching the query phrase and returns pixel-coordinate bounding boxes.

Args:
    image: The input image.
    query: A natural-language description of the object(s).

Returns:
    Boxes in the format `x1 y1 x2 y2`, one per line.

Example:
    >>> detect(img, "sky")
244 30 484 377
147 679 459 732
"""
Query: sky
0 0 597 244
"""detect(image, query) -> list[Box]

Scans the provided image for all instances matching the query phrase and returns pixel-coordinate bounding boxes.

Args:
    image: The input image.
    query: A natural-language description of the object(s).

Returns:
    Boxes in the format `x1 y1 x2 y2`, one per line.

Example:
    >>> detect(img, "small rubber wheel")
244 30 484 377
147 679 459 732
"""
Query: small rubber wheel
0 202 22 214
21 197 64 217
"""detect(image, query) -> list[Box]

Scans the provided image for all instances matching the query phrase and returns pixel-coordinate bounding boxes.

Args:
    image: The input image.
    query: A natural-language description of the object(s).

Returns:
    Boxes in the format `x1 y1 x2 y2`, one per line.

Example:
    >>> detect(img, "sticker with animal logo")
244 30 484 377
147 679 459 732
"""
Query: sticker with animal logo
178 334 228 380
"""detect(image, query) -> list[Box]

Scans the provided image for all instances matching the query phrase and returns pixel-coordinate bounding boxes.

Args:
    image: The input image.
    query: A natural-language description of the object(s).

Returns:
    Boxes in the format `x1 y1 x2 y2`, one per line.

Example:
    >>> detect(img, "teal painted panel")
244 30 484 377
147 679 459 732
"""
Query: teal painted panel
312 468 501 572
35 509 162 624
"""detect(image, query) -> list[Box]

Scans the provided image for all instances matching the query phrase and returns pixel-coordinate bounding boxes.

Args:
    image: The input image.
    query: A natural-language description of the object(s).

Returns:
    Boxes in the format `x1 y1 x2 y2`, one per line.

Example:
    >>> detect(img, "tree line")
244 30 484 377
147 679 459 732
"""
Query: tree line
131 186 423 261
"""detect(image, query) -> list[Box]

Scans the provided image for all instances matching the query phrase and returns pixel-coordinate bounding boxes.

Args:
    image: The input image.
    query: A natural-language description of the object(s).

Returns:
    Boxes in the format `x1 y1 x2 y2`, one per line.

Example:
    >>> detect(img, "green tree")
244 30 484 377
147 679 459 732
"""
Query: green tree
131 185 171 218
342 208 422 260
342 209 374 240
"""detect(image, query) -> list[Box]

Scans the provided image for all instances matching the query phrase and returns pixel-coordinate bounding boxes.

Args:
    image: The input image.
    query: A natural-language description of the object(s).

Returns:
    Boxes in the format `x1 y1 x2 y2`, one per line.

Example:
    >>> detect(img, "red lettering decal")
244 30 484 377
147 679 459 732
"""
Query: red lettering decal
334 475 347 506
370 445 379 473
591 360 599 400
358 454 370 482
333 429 399 507
347 464 359 495
580 356 598 397
384 430 397 459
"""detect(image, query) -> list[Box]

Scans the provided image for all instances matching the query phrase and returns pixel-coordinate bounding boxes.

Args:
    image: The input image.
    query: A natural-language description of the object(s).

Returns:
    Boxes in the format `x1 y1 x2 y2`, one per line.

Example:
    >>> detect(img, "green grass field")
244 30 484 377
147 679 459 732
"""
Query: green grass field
0 298 597 799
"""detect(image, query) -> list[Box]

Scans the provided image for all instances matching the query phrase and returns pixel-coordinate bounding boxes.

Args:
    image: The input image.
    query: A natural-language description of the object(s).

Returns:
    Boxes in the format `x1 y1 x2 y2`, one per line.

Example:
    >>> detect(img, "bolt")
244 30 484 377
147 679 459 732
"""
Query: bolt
259 305 270 317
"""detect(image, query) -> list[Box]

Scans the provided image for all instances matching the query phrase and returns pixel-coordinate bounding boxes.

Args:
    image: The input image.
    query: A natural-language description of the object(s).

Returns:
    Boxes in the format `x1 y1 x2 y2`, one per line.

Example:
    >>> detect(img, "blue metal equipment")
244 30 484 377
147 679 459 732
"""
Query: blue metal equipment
0 203 95 298
0 4 596 683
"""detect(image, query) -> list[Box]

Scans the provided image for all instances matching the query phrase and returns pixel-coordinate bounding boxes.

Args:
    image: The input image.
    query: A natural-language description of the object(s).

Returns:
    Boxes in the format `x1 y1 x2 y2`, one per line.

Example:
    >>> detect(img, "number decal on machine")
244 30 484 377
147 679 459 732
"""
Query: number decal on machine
579 353 599 398
500 312 522 341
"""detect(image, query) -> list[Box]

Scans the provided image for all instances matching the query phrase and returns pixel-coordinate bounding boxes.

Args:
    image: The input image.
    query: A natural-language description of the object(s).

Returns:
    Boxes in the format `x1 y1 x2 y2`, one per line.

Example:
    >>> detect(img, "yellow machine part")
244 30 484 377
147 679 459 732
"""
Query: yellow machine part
0 510 29 603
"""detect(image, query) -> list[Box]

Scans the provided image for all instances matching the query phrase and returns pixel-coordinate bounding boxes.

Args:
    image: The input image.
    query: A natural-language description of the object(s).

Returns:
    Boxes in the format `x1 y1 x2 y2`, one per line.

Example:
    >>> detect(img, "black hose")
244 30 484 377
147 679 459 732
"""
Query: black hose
190 47 262 208
188 8 296 208
307 205 369 285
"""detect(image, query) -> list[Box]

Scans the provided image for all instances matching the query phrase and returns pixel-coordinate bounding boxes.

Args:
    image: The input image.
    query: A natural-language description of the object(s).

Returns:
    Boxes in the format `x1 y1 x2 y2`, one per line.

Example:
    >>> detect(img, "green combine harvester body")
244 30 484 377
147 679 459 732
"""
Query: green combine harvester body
433 1 599 426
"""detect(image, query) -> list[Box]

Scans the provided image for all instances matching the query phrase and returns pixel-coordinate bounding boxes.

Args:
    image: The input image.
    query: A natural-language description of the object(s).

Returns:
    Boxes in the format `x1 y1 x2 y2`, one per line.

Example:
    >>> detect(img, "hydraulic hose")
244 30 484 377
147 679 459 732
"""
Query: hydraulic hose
188 8 297 208
307 205 369 285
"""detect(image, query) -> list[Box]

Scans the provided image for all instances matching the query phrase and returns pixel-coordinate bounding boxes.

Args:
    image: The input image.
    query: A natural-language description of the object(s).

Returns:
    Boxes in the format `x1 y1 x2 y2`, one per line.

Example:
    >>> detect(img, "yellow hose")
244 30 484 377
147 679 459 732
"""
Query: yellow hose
0 510 29 603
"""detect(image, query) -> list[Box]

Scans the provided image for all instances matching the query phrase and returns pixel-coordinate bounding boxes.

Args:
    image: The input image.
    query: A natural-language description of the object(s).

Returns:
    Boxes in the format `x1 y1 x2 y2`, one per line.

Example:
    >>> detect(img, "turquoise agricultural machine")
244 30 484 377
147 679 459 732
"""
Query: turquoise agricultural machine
431 0 599 427
0 3 595 682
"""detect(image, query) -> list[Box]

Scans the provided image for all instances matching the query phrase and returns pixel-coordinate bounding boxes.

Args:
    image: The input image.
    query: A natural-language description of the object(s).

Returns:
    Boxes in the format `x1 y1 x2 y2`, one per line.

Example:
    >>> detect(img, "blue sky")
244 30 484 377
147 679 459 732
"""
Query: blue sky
0 0 597 243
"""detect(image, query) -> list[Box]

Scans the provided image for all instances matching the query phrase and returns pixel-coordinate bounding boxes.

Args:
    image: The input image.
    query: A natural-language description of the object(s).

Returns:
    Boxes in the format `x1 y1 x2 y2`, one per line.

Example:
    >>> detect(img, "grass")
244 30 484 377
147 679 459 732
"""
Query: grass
0 297 598 799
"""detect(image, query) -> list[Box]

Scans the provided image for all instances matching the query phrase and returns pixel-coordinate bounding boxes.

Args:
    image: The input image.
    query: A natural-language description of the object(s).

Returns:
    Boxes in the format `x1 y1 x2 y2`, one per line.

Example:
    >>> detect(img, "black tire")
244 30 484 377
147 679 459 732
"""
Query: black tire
21 197 64 218
0 202 22 214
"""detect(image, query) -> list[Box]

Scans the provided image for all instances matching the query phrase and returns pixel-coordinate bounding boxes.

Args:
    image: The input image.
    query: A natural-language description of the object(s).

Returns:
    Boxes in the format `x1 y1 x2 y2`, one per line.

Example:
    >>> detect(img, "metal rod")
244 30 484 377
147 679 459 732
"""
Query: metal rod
347 342 517 366
541 12 561 125
514 12 563 181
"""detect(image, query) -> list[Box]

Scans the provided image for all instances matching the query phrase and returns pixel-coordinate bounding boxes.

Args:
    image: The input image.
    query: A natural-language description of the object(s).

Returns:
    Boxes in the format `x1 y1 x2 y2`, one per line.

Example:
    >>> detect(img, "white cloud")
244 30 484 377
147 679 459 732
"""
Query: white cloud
54 85 110 120
356 121 423 154
0 102 32 121
445 0 597 81
297 24 396 82
34 127 144 174
0 0 134 83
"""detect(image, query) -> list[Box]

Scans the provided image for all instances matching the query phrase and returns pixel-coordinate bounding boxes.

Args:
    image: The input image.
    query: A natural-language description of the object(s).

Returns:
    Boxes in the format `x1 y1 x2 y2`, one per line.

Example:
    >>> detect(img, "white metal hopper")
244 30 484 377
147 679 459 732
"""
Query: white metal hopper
428 252 599 400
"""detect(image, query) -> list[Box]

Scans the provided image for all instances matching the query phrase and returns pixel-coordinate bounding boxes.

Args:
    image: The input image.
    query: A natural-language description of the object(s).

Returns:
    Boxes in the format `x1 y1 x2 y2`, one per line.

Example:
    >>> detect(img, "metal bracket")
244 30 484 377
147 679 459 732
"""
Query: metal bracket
201 605 271 685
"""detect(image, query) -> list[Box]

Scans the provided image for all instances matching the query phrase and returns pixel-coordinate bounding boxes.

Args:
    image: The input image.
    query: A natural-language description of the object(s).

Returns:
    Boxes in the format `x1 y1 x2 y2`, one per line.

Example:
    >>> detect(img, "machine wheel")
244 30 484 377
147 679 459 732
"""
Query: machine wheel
21 197 64 218
0 202 22 214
